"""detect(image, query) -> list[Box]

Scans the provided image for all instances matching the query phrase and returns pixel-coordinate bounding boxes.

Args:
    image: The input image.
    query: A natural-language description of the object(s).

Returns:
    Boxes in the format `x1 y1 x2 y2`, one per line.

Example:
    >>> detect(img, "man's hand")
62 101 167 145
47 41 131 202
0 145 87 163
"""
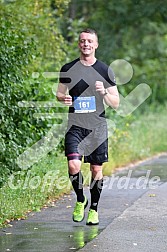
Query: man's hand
95 81 105 95
64 95 72 106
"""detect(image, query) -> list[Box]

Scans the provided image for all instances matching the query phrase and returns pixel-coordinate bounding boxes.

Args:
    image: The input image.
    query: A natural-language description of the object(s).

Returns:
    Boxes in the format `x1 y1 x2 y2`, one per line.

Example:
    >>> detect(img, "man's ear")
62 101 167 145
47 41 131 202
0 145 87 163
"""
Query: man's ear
78 40 83 50
95 42 99 49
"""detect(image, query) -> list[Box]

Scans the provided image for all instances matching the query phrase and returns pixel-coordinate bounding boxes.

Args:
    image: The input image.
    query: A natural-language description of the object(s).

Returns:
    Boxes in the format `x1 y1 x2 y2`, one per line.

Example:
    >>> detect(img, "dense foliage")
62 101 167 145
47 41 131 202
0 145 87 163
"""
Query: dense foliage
1 14 35 180
62 0 167 103
0 0 69 184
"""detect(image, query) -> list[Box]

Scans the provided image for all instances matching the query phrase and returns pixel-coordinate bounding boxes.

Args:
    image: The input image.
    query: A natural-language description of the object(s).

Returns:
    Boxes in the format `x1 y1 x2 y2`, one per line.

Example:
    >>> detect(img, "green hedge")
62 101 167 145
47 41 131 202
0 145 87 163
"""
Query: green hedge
0 15 46 185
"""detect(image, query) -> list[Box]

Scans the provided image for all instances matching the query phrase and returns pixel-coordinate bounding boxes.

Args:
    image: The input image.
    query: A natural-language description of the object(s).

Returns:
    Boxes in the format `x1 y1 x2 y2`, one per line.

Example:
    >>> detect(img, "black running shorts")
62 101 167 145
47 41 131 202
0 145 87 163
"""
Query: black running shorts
65 124 108 164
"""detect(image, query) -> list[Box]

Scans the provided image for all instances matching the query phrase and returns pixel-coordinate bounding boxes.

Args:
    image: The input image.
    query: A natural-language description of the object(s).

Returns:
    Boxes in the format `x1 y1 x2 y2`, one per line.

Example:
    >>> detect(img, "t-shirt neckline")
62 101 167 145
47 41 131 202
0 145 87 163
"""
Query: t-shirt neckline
79 58 98 67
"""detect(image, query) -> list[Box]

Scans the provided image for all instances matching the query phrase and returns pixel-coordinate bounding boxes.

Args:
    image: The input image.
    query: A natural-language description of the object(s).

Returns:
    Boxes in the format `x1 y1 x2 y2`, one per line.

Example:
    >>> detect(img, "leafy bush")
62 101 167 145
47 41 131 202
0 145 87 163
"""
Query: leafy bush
0 14 46 185
0 0 70 185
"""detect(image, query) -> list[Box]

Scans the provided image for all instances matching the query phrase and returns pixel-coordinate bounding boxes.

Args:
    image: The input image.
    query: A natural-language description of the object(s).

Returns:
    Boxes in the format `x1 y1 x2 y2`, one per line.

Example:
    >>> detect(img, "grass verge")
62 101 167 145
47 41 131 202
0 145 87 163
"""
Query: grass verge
103 105 167 174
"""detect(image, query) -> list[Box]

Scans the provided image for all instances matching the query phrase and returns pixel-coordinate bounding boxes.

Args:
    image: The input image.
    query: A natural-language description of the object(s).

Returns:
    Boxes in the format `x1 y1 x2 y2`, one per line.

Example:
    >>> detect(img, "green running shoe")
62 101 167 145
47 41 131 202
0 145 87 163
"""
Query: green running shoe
86 209 99 225
73 196 88 222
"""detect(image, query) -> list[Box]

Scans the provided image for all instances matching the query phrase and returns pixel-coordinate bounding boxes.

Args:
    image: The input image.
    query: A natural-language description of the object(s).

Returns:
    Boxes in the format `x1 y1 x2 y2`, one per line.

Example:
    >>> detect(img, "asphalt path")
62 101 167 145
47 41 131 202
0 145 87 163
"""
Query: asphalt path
0 154 167 252
80 180 167 252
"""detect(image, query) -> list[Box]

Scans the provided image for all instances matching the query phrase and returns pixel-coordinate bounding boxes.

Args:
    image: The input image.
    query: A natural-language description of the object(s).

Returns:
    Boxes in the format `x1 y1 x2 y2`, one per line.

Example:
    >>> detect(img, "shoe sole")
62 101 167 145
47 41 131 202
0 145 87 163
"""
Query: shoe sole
73 199 88 222
86 221 99 226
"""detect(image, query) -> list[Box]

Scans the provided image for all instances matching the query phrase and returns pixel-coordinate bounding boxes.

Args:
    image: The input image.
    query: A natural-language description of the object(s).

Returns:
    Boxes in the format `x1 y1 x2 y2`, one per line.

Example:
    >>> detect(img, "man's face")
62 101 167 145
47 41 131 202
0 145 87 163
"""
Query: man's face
78 32 98 56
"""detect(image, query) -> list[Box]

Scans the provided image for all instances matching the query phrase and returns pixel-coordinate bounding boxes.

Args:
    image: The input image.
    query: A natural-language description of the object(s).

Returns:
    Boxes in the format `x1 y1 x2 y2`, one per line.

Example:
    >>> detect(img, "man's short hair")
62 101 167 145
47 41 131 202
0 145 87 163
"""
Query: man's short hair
79 28 98 41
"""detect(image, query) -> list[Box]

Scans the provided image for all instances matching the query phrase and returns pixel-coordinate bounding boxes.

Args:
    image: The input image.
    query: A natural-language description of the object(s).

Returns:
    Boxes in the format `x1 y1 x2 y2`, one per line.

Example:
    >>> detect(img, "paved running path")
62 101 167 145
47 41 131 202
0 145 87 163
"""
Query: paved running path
0 154 167 251
80 181 167 252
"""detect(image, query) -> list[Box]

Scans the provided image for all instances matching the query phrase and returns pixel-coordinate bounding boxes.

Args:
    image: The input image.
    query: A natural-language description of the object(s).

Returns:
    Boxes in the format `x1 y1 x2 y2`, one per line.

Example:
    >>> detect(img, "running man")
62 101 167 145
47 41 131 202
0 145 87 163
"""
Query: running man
56 28 119 225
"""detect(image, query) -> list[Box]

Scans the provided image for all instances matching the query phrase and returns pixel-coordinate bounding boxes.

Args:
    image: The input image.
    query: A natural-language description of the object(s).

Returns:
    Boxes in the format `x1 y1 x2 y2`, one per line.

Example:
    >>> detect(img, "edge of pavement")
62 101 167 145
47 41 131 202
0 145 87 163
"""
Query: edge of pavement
80 181 167 252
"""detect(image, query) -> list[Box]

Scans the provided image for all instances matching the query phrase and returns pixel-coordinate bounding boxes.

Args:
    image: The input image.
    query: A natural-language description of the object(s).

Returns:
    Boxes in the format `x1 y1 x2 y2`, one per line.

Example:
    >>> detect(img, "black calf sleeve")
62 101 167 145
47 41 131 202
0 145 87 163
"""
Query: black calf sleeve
90 178 103 211
69 171 84 203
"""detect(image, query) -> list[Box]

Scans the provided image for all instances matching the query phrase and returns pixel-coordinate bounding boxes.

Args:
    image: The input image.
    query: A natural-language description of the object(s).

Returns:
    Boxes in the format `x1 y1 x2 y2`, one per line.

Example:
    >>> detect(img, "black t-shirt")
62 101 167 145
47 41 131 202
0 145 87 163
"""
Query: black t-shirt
59 58 116 129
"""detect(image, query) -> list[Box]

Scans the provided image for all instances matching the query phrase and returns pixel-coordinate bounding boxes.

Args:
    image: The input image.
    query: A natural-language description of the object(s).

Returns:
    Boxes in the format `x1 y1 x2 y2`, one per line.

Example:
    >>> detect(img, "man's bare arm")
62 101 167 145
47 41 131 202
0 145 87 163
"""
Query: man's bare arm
95 81 119 109
56 83 72 106
103 86 120 109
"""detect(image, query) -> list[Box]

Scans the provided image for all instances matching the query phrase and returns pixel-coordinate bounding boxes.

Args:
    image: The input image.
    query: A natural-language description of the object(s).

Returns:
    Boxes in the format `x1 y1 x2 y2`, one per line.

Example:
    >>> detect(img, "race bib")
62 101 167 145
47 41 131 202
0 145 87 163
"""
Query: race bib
74 96 96 113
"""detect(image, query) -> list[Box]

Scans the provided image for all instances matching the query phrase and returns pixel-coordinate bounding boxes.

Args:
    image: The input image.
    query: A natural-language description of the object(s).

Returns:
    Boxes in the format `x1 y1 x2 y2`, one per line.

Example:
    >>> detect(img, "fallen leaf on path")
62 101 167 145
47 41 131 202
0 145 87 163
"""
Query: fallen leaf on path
66 205 72 208
148 226 156 231
7 224 13 228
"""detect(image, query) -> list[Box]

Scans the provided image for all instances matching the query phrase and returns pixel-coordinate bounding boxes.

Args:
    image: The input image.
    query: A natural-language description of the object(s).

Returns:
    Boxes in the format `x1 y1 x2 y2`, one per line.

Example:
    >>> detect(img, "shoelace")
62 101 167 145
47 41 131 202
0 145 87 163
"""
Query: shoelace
88 210 97 219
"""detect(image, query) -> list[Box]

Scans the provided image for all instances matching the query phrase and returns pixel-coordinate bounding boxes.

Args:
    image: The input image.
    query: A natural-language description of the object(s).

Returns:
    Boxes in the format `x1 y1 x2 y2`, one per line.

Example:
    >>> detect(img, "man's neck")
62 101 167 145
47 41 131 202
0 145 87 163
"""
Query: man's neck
80 55 97 66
